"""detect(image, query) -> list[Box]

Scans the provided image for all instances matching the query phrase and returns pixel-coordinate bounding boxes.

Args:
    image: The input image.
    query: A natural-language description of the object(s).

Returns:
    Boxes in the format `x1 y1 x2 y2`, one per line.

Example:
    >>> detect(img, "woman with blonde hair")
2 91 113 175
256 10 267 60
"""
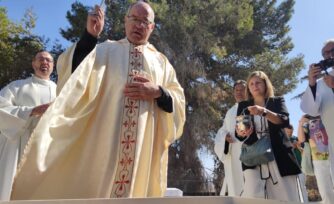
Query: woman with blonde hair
236 71 301 201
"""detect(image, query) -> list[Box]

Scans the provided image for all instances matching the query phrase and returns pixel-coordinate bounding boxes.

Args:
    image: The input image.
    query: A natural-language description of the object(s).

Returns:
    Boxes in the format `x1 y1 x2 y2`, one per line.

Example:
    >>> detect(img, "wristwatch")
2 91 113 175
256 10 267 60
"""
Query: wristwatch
262 108 268 117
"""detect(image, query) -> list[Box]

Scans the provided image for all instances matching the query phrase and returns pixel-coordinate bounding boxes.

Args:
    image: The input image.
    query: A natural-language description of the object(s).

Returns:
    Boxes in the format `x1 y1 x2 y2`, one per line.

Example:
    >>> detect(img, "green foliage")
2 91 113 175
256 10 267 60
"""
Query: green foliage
60 2 90 43
49 39 66 81
22 8 36 32
0 7 46 89
60 0 304 194
102 0 132 40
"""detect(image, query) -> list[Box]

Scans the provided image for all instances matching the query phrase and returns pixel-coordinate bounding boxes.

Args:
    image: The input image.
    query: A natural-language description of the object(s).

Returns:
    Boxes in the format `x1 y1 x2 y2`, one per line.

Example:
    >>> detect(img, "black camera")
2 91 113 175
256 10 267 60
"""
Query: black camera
314 58 334 72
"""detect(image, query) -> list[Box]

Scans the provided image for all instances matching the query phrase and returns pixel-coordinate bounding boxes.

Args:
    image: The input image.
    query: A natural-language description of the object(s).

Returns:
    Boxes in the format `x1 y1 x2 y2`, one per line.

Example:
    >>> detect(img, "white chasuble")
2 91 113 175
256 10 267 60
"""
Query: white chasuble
0 76 56 201
11 39 185 200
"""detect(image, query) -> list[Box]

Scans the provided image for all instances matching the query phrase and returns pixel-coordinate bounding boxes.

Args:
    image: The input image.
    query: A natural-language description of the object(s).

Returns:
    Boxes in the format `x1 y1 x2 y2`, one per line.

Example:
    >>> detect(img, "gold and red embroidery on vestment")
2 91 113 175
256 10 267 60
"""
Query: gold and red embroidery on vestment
111 44 143 197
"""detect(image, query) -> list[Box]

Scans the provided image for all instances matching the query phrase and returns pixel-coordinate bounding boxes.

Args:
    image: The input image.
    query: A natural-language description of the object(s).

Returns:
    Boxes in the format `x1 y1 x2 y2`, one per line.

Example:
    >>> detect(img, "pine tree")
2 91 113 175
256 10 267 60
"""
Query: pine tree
0 7 47 88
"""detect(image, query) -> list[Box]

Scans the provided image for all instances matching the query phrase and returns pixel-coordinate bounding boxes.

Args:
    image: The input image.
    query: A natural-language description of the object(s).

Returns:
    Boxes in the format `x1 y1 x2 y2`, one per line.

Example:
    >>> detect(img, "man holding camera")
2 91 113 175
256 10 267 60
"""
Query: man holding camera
300 39 334 181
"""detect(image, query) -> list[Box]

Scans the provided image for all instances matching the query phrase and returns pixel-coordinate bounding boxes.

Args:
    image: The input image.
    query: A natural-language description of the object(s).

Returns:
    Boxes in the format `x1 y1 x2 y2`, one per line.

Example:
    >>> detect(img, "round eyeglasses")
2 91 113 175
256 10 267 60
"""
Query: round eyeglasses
127 15 153 28
36 57 53 63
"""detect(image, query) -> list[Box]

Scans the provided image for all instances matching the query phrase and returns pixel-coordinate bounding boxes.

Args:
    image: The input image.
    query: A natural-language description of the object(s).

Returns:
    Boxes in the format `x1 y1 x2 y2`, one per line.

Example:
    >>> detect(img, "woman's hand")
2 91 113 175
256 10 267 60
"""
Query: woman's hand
248 104 284 125
248 105 265 116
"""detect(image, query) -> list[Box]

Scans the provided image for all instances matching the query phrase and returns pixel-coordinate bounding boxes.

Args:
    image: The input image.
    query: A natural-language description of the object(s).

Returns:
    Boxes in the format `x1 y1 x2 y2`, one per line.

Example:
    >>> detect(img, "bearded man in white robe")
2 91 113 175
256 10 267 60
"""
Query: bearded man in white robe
11 1 185 200
300 39 334 189
300 39 334 155
214 80 246 196
0 51 56 201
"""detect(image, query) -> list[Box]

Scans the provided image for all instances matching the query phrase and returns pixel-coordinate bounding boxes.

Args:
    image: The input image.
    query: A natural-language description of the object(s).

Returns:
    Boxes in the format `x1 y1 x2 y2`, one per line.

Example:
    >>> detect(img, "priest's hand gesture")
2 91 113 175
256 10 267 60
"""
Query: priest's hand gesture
124 75 161 101
87 5 105 38
225 133 235 143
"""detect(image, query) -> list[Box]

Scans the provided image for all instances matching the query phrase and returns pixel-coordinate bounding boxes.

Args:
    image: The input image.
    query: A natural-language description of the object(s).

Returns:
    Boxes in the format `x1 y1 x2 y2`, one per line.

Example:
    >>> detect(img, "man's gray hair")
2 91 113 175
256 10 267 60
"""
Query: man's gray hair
321 38 334 56
323 38 334 47
126 1 155 23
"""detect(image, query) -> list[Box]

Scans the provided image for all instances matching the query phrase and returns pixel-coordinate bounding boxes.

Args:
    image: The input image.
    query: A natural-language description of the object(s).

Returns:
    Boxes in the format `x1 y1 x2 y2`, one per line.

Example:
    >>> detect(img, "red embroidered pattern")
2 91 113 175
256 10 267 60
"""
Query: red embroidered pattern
111 44 143 197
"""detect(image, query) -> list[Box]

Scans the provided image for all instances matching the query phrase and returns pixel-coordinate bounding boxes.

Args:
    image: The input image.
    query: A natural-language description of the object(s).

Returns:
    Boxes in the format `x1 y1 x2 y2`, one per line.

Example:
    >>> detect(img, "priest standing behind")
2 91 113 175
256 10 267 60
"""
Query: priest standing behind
0 51 56 201
214 80 246 196
11 1 185 200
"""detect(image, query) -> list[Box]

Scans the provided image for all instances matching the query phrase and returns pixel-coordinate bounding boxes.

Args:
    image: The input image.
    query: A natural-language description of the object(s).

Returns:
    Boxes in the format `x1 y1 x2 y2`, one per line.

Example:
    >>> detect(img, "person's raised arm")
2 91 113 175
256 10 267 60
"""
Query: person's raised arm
308 64 322 100
72 5 105 72
87 5 105 38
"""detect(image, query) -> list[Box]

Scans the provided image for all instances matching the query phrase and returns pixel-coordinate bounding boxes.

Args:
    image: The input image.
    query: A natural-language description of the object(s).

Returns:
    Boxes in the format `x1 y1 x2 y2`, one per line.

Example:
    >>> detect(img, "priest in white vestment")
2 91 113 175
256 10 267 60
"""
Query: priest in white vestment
300 39 334 154
214 80 246 196
11 2 185 200
0 51 56 201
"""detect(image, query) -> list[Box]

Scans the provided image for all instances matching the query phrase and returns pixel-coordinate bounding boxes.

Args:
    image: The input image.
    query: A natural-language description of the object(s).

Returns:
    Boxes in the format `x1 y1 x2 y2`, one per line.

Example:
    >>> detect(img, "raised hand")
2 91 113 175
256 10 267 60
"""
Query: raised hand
308 63 322 86
87 5 105 38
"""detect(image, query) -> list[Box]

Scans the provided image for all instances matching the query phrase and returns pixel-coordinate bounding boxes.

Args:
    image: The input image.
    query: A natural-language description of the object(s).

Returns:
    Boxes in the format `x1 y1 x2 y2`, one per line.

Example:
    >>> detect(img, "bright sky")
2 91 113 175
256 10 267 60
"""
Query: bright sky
0 0 101 47
283 0 334 135
0 0 333 157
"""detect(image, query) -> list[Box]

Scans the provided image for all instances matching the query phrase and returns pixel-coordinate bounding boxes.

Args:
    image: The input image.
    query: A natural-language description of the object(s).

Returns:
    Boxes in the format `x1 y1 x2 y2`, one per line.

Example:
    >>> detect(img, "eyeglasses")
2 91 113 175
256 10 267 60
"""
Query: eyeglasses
323 47 334 57
127 15 153 28
36 57 53 63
